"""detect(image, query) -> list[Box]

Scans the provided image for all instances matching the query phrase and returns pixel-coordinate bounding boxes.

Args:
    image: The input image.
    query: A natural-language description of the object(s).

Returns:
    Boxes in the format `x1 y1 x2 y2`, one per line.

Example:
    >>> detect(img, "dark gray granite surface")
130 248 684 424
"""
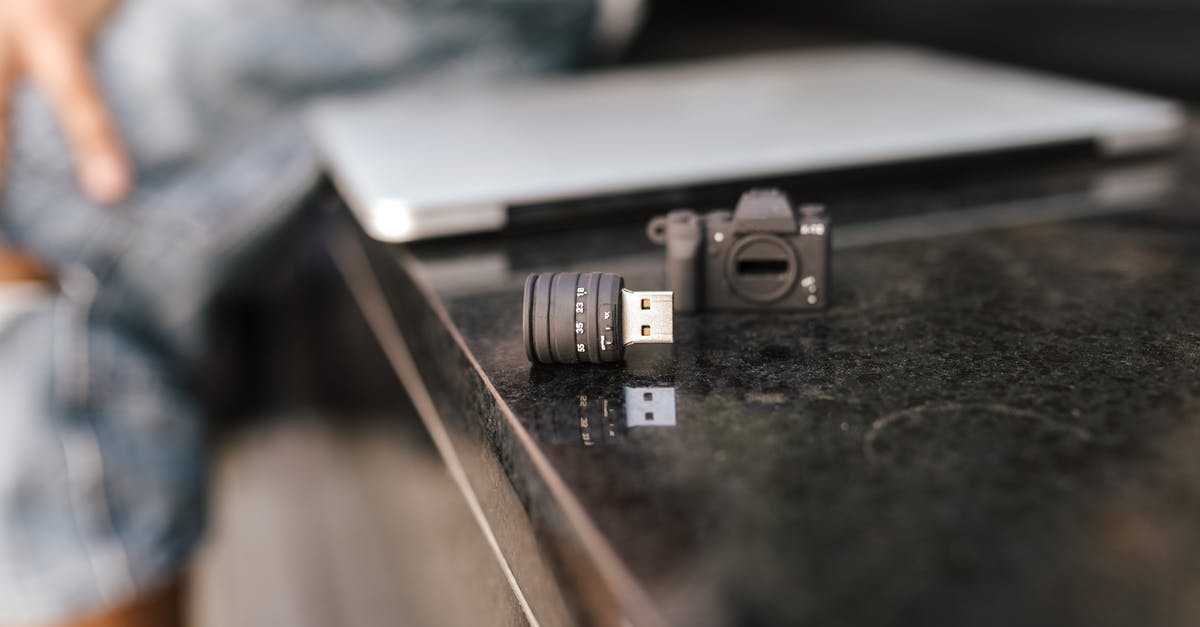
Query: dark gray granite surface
363 141 1200 627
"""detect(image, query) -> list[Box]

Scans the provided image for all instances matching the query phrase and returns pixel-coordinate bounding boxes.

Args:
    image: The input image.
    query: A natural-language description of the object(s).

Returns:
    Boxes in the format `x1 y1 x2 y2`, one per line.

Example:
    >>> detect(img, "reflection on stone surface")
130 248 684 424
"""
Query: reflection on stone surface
393 152 1200 627
862 401 1094 466
526 368 678 446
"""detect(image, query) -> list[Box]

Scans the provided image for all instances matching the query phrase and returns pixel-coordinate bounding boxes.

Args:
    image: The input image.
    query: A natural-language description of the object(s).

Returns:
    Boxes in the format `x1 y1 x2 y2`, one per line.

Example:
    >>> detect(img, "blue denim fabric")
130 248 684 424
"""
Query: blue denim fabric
0 0 594 621
0 290 204 622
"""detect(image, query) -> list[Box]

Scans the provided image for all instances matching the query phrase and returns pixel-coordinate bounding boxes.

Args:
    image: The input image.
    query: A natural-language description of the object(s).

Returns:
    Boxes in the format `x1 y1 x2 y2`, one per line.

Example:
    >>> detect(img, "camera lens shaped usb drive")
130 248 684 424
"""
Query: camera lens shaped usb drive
524 272 673 364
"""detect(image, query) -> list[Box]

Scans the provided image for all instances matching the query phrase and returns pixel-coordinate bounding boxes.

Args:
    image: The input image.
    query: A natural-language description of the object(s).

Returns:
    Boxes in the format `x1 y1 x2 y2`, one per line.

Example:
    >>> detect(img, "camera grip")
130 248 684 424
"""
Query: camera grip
663 210 703 313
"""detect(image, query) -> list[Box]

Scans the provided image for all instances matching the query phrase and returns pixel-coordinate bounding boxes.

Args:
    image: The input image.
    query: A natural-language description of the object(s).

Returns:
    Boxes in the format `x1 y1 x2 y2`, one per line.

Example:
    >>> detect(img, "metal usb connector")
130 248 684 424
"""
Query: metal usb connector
621 289 674 346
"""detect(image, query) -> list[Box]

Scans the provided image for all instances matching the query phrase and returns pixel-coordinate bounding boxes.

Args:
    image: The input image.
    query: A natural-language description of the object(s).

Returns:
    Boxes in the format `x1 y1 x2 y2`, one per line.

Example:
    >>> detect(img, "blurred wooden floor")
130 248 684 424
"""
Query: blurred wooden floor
191 415 527 627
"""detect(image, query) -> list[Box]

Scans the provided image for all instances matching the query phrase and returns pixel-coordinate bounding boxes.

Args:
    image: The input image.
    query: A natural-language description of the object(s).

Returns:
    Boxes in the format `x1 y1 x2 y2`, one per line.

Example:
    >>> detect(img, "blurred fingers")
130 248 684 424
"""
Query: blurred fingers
0 45 14 186
22 7 131 204
77 0 122 38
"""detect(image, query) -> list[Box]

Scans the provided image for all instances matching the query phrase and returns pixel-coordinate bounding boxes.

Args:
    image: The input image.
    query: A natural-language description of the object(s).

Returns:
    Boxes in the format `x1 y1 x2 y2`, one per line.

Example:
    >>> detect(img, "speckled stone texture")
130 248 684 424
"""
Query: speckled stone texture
386 147 1200 627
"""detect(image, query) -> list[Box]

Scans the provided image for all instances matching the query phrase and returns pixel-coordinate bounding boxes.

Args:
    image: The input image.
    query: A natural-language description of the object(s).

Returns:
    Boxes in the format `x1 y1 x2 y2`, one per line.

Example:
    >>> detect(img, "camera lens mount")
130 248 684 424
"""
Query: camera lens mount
723 234 801 304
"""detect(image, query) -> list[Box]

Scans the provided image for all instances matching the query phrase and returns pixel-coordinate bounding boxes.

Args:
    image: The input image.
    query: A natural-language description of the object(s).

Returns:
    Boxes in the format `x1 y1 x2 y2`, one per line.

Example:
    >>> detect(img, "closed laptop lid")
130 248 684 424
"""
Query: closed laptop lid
309 45 1184 242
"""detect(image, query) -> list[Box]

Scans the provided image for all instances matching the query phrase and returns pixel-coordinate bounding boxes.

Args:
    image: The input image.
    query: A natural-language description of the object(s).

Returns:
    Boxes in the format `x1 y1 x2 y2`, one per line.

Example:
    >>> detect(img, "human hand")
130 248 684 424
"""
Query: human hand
0 0 130 204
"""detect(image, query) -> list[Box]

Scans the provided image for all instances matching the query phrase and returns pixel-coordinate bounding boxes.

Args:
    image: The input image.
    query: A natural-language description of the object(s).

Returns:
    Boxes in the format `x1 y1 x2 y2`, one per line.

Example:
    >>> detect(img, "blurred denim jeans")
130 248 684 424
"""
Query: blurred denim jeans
0 0 595 622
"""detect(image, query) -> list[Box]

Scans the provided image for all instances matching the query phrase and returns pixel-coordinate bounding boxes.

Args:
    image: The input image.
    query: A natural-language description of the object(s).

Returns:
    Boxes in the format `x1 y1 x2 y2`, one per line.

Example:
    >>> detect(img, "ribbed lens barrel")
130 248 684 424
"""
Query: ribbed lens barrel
524 272 625 364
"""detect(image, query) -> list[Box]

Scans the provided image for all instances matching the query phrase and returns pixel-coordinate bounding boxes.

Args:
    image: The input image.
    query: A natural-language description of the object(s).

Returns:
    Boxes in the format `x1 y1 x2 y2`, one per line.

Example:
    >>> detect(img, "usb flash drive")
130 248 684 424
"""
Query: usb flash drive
523 272 674 364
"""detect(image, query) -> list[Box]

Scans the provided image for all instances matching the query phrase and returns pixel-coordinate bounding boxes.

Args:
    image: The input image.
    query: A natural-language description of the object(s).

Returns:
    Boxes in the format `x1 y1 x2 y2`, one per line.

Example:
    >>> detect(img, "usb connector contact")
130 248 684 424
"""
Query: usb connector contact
524 272 674 364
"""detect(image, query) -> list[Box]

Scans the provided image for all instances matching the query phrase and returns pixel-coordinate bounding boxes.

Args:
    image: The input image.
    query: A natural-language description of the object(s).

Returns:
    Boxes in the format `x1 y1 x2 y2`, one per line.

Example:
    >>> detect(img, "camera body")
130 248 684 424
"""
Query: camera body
647 189 830 313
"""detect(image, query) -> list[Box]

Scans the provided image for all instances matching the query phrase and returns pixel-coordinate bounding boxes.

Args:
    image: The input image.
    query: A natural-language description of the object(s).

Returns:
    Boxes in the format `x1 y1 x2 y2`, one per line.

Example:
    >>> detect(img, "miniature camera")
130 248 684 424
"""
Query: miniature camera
646 188 830 313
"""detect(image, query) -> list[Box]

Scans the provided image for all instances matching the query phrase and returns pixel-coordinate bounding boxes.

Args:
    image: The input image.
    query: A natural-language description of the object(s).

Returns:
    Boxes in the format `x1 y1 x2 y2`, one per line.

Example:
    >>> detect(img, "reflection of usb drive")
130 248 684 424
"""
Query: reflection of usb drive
624 387 677 427
557 386 678 446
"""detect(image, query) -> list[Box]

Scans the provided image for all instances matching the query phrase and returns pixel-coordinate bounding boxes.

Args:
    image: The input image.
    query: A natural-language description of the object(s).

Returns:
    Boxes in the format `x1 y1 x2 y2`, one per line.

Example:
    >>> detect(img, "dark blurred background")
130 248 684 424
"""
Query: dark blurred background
631 0 1200 98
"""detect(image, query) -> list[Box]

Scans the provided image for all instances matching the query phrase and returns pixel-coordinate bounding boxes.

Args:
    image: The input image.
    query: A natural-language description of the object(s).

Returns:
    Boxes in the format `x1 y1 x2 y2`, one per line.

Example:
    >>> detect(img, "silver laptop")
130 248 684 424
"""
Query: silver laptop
307 44 1184 242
